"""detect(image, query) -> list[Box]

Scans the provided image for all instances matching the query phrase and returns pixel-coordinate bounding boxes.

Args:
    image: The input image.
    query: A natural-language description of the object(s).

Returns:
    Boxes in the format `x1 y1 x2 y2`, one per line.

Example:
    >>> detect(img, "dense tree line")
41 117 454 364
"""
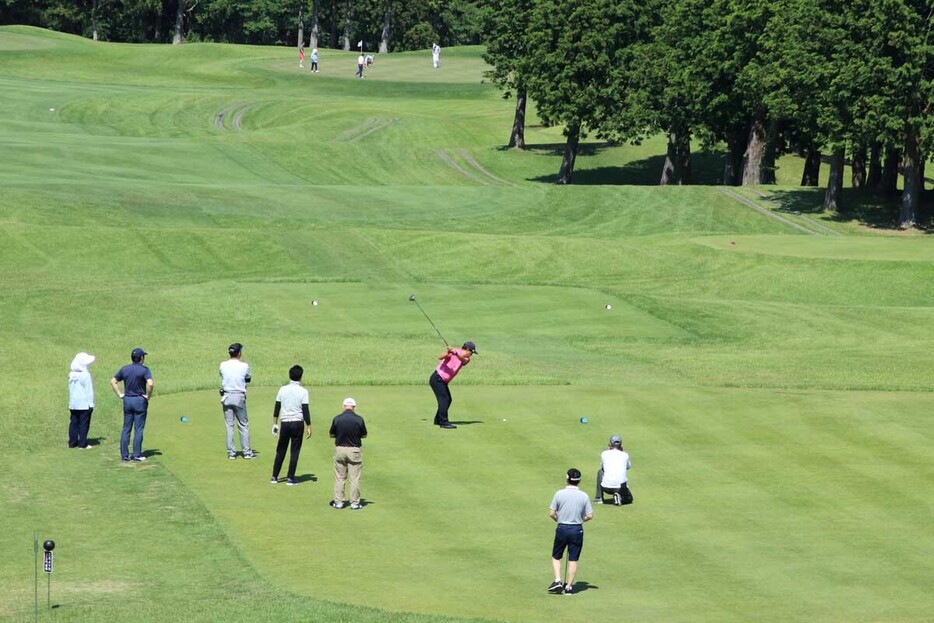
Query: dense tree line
0 0 482 50
482 0 934 228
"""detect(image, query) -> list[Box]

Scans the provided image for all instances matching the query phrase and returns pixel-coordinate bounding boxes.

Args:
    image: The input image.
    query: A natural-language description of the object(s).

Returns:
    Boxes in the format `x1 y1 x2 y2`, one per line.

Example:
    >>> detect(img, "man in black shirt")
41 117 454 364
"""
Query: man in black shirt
329 397 368 510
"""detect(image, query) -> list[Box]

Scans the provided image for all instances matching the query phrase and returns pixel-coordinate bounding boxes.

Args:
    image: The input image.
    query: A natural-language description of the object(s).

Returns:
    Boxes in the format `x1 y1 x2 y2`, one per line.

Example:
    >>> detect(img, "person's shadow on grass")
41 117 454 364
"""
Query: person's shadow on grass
450 420 483 426
141 449 163 458
294 473 317 483
573 582 597 593
85 437 106 447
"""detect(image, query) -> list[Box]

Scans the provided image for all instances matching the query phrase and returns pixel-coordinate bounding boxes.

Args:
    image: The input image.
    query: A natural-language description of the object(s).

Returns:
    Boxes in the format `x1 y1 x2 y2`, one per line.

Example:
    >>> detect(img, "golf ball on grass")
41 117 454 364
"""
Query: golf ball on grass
311 299 318 306
605 304 612 310
580 417 588 424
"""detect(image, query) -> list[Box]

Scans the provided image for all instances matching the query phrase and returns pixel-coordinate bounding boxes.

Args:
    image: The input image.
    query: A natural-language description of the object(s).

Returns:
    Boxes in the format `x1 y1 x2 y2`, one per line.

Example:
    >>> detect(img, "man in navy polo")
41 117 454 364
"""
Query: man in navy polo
111 348 153 462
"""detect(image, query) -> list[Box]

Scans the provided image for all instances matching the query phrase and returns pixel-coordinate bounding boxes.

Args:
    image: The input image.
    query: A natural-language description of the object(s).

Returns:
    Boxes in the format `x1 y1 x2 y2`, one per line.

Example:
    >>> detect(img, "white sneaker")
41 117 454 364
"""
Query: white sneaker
350 502 363 510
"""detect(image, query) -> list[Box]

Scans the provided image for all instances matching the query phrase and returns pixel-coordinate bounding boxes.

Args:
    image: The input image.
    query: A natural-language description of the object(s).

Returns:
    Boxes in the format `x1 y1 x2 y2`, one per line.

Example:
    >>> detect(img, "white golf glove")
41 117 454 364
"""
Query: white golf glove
272 424 279 435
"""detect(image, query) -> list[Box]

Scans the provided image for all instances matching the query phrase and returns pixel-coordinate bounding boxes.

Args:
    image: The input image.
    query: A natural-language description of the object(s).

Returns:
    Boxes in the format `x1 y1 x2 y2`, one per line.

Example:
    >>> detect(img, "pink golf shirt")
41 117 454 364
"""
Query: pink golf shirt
435 349 468 383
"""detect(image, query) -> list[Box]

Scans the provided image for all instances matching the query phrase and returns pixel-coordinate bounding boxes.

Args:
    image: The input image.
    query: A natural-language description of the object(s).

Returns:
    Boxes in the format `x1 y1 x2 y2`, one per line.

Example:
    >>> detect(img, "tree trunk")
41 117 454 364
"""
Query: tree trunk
660 122 692 185
760 118 780 184
723 128 745 186
900 125 920 229
800 148 821 186
866 143 881 188
379 0 390 54
851 143 867 189
342 0 351 51
823 146 845 212
91 0 99 41
310 0 320 49
877 146 899 196
507 89 527 149
298 6 304 51
742 113 769 185
329 1 337 49
173 0 184 45
919 157 925 192
556 122 580 185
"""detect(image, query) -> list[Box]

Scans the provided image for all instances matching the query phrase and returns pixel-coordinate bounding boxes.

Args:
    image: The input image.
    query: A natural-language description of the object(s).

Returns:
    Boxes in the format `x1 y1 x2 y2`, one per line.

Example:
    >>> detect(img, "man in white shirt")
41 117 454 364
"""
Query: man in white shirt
356 53 365 78
270 364 311 485
220 342 254 460
595 434 632 505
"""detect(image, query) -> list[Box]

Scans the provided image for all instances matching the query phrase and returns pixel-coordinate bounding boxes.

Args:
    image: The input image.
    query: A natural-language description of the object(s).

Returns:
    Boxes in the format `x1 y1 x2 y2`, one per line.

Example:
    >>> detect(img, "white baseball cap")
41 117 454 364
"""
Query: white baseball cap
343 397 356 407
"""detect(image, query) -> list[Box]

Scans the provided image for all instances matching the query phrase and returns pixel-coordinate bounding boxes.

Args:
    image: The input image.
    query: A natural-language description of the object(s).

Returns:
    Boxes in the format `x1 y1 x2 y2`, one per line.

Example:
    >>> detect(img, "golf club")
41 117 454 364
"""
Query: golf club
564 551 569 592
408 294 449 347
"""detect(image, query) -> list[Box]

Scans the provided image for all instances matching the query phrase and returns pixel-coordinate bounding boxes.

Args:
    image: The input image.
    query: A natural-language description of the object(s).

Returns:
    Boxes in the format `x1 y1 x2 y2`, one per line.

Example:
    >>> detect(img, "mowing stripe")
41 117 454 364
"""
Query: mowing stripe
718 187 823 235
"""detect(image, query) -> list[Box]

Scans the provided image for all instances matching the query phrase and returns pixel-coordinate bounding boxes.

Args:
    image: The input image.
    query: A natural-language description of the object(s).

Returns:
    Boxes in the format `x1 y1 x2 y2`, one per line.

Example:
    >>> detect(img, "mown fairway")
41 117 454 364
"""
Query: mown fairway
1 26 933 623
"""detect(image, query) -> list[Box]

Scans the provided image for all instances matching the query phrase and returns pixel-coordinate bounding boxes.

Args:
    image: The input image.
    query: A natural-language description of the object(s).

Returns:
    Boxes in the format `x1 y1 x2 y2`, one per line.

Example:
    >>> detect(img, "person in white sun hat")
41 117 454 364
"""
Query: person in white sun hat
68 352 96 449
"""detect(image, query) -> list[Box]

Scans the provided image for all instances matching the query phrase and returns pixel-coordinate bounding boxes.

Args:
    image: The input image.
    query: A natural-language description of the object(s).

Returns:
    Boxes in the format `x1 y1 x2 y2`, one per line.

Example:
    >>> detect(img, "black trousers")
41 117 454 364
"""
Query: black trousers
429 371 452 425
596 468 633 505
69 408 93 448
272 421 305 479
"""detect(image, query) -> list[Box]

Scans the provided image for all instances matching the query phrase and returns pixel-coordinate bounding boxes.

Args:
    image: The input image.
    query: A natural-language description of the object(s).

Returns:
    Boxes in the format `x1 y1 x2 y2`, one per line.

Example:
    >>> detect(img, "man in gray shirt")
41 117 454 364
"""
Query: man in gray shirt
548 468 593 595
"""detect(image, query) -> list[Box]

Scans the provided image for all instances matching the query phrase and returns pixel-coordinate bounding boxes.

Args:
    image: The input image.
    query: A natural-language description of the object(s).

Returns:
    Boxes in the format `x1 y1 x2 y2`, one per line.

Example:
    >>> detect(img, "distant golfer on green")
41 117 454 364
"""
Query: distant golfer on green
548 468 593 595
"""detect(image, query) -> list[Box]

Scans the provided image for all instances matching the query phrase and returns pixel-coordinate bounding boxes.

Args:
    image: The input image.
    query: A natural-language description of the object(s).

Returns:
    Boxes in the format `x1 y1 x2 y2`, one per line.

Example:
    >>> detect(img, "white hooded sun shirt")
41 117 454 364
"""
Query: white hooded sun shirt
68 352 96 410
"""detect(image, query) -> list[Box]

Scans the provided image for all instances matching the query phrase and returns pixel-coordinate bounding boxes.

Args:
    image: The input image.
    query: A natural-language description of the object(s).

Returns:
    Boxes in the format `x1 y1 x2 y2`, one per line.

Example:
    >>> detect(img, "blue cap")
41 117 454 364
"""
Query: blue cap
462 341 478 353
131 348 147 359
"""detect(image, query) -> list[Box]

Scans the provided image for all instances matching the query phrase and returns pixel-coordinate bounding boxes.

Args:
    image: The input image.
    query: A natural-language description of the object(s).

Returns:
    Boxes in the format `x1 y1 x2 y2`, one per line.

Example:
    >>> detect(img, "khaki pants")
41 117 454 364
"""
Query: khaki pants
333 446 363 504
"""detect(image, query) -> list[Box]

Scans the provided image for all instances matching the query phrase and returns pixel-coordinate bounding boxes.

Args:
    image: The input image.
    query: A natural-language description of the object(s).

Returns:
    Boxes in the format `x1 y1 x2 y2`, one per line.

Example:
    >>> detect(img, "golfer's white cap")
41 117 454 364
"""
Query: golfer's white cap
343 397 356 407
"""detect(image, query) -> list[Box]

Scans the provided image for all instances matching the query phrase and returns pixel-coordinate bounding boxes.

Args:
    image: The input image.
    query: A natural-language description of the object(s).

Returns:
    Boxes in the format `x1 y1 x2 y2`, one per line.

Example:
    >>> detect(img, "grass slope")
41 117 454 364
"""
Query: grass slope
1 26 933 623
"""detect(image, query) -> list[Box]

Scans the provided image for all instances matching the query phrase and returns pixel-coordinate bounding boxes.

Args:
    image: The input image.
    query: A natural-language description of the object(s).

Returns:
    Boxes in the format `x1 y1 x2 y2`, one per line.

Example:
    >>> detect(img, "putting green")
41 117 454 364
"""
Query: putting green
697 235 934 262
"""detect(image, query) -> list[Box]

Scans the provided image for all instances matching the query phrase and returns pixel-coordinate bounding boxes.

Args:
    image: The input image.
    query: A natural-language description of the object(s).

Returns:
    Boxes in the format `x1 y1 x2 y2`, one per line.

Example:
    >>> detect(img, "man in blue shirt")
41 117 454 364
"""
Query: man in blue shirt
111 348 153 462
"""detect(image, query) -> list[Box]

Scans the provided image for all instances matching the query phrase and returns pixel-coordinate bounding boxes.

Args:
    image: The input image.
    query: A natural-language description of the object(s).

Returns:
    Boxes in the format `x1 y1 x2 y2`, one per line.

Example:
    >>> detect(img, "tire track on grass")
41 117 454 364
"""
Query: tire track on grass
718 187 826 235
437 149 490 185
331 117 397 143
456 149 518 187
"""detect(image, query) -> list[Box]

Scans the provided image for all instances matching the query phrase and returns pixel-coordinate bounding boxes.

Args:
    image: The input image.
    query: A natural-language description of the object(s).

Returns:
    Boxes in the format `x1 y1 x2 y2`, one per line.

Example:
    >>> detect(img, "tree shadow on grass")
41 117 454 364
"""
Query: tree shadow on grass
765 188 934 232
520 145 726 186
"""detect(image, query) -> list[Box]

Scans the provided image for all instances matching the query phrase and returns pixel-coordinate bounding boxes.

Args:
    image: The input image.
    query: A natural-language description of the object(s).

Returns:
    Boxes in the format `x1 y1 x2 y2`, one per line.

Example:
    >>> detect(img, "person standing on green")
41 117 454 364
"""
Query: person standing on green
547 468 593 595
111 348 153 462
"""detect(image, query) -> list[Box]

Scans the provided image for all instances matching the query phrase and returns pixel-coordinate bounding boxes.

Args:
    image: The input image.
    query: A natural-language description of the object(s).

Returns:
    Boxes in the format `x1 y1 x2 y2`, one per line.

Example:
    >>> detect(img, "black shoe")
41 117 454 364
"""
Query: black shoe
439 423 457 429
547 580 563 593
564 584 573 595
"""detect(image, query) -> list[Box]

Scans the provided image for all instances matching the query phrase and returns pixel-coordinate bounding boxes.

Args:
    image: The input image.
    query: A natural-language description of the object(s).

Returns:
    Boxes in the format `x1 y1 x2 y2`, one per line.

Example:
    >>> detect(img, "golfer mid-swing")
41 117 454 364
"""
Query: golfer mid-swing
548 468 593 595
428 341 476 429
